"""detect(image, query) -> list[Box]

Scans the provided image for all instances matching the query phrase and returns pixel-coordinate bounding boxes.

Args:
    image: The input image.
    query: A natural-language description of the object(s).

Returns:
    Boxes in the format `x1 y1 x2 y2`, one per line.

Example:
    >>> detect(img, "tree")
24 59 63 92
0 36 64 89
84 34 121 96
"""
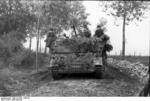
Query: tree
38 1 89 51
24 2 37 50
68 1 90 37
0 0 35 42
100 1 150 58
23 0 73 71
26 22 37 50
23 0 89 55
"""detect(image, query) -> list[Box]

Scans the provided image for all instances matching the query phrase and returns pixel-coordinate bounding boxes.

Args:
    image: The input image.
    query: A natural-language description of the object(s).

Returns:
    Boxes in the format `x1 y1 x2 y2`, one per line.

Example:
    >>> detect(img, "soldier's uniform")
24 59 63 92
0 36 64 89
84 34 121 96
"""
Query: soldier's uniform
94 25 113 65
45 29 57 50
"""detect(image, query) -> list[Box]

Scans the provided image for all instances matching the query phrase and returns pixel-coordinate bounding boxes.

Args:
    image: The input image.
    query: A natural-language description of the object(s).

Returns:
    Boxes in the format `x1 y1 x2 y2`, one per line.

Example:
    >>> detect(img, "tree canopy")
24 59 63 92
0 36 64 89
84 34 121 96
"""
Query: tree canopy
101 1 150 25
0 0 35 41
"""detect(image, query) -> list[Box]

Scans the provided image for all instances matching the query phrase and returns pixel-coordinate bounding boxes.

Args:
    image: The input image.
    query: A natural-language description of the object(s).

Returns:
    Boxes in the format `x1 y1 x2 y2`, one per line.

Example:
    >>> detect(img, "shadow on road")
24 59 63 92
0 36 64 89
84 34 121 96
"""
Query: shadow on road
57 72 114 81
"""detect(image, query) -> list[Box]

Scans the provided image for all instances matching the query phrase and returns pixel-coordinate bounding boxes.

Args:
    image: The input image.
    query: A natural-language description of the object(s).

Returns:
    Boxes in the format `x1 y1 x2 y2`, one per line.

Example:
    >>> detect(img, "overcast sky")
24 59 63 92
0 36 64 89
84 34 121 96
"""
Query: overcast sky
24 1 150 56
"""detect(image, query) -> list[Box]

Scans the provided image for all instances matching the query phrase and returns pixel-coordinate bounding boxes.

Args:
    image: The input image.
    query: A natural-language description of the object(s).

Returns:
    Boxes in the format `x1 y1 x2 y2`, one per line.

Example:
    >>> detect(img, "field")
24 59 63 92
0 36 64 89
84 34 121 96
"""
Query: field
109 56 149 66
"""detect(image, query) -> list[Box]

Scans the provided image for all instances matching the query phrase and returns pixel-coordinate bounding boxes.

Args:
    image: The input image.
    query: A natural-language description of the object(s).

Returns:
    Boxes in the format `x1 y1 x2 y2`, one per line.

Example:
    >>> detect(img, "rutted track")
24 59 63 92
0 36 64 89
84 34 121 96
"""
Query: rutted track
27 65 142 96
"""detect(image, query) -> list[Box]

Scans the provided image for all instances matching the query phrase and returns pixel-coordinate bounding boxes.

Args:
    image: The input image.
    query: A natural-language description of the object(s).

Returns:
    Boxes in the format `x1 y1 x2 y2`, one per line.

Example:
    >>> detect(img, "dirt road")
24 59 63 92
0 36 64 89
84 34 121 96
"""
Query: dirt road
27 66 142 96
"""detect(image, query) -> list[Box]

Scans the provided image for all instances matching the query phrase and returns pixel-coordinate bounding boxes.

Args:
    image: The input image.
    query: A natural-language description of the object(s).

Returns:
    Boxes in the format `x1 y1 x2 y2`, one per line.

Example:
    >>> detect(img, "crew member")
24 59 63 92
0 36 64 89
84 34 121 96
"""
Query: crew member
94 25 113 65
45 28 57 51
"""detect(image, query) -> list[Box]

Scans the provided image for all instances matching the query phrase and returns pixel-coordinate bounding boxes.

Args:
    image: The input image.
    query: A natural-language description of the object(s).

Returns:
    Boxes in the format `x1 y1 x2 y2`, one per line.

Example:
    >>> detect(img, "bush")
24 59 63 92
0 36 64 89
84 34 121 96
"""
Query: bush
10 50 46 68
0 32 46 69
0 32 23 64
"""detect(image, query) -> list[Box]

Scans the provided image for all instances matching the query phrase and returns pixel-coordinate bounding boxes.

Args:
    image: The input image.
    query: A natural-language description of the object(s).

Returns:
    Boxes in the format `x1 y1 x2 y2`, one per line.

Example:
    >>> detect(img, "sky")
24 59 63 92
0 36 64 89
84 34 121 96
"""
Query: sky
24 1 150 56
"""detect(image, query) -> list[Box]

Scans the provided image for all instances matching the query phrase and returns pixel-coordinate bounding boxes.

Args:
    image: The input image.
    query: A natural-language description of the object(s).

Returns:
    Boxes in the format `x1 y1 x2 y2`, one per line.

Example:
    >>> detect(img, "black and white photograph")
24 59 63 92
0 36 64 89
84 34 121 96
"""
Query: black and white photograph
0 0 150 99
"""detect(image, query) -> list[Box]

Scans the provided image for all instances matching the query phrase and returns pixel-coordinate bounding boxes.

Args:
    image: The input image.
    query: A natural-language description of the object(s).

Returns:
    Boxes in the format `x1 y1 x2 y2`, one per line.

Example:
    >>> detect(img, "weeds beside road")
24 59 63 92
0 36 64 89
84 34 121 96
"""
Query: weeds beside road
109 56 149 66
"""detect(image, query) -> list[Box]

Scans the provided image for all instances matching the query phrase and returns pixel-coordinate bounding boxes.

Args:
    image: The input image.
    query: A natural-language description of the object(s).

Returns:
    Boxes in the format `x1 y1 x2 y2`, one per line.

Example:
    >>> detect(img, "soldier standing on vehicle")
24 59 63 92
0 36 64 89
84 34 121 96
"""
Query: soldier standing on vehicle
94 25 104 38
45 28 57 52
94 25 113 65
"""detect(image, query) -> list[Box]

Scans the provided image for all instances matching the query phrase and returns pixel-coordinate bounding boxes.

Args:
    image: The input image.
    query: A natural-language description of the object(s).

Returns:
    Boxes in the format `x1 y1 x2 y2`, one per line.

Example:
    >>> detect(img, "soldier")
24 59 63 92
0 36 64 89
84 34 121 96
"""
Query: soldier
45 28 57 51
45 28 57 65
94 25 113 65
94 25 104 38
94 25 110 41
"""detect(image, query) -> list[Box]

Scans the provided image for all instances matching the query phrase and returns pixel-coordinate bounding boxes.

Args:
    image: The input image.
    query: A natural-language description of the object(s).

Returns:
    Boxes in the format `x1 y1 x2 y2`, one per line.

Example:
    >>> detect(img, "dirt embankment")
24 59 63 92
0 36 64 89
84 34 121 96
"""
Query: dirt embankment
107 58 149 84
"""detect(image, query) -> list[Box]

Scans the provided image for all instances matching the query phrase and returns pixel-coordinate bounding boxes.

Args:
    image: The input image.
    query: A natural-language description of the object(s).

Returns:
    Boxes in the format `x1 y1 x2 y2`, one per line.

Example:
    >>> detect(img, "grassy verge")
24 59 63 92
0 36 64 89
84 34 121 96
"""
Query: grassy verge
0 52 50 96
109 55 149 66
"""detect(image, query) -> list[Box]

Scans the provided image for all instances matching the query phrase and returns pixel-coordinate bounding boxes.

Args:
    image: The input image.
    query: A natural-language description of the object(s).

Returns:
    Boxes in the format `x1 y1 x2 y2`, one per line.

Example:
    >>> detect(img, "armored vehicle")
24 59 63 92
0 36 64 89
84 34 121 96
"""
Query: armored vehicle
48 37 108 80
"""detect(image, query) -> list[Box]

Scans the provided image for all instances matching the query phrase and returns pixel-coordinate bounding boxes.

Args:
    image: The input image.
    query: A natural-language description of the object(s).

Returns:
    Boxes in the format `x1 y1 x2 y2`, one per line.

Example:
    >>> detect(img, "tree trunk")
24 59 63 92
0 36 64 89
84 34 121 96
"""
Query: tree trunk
72 25 77 37
29 37 32 50
36 33 39 72
122 2 126 59
39 36 41 53
36 17 40 72
122 17 126 58
44 45 47 54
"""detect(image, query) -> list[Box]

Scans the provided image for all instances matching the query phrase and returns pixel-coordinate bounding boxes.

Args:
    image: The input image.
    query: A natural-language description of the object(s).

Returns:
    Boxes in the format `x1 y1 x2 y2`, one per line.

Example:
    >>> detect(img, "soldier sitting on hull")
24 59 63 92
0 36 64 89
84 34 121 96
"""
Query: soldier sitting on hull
94 25 113 65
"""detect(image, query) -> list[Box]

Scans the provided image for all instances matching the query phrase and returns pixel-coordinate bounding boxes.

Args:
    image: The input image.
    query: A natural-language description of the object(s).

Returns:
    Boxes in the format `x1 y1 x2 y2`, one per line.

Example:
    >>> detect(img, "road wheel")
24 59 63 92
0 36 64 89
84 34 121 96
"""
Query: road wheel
51 67 62 80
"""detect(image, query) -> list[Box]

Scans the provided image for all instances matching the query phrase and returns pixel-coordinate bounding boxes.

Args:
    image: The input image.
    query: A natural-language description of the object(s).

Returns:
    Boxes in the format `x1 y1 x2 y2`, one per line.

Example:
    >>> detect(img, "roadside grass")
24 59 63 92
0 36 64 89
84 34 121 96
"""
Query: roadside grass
109 55 149 66
0 52 50 96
